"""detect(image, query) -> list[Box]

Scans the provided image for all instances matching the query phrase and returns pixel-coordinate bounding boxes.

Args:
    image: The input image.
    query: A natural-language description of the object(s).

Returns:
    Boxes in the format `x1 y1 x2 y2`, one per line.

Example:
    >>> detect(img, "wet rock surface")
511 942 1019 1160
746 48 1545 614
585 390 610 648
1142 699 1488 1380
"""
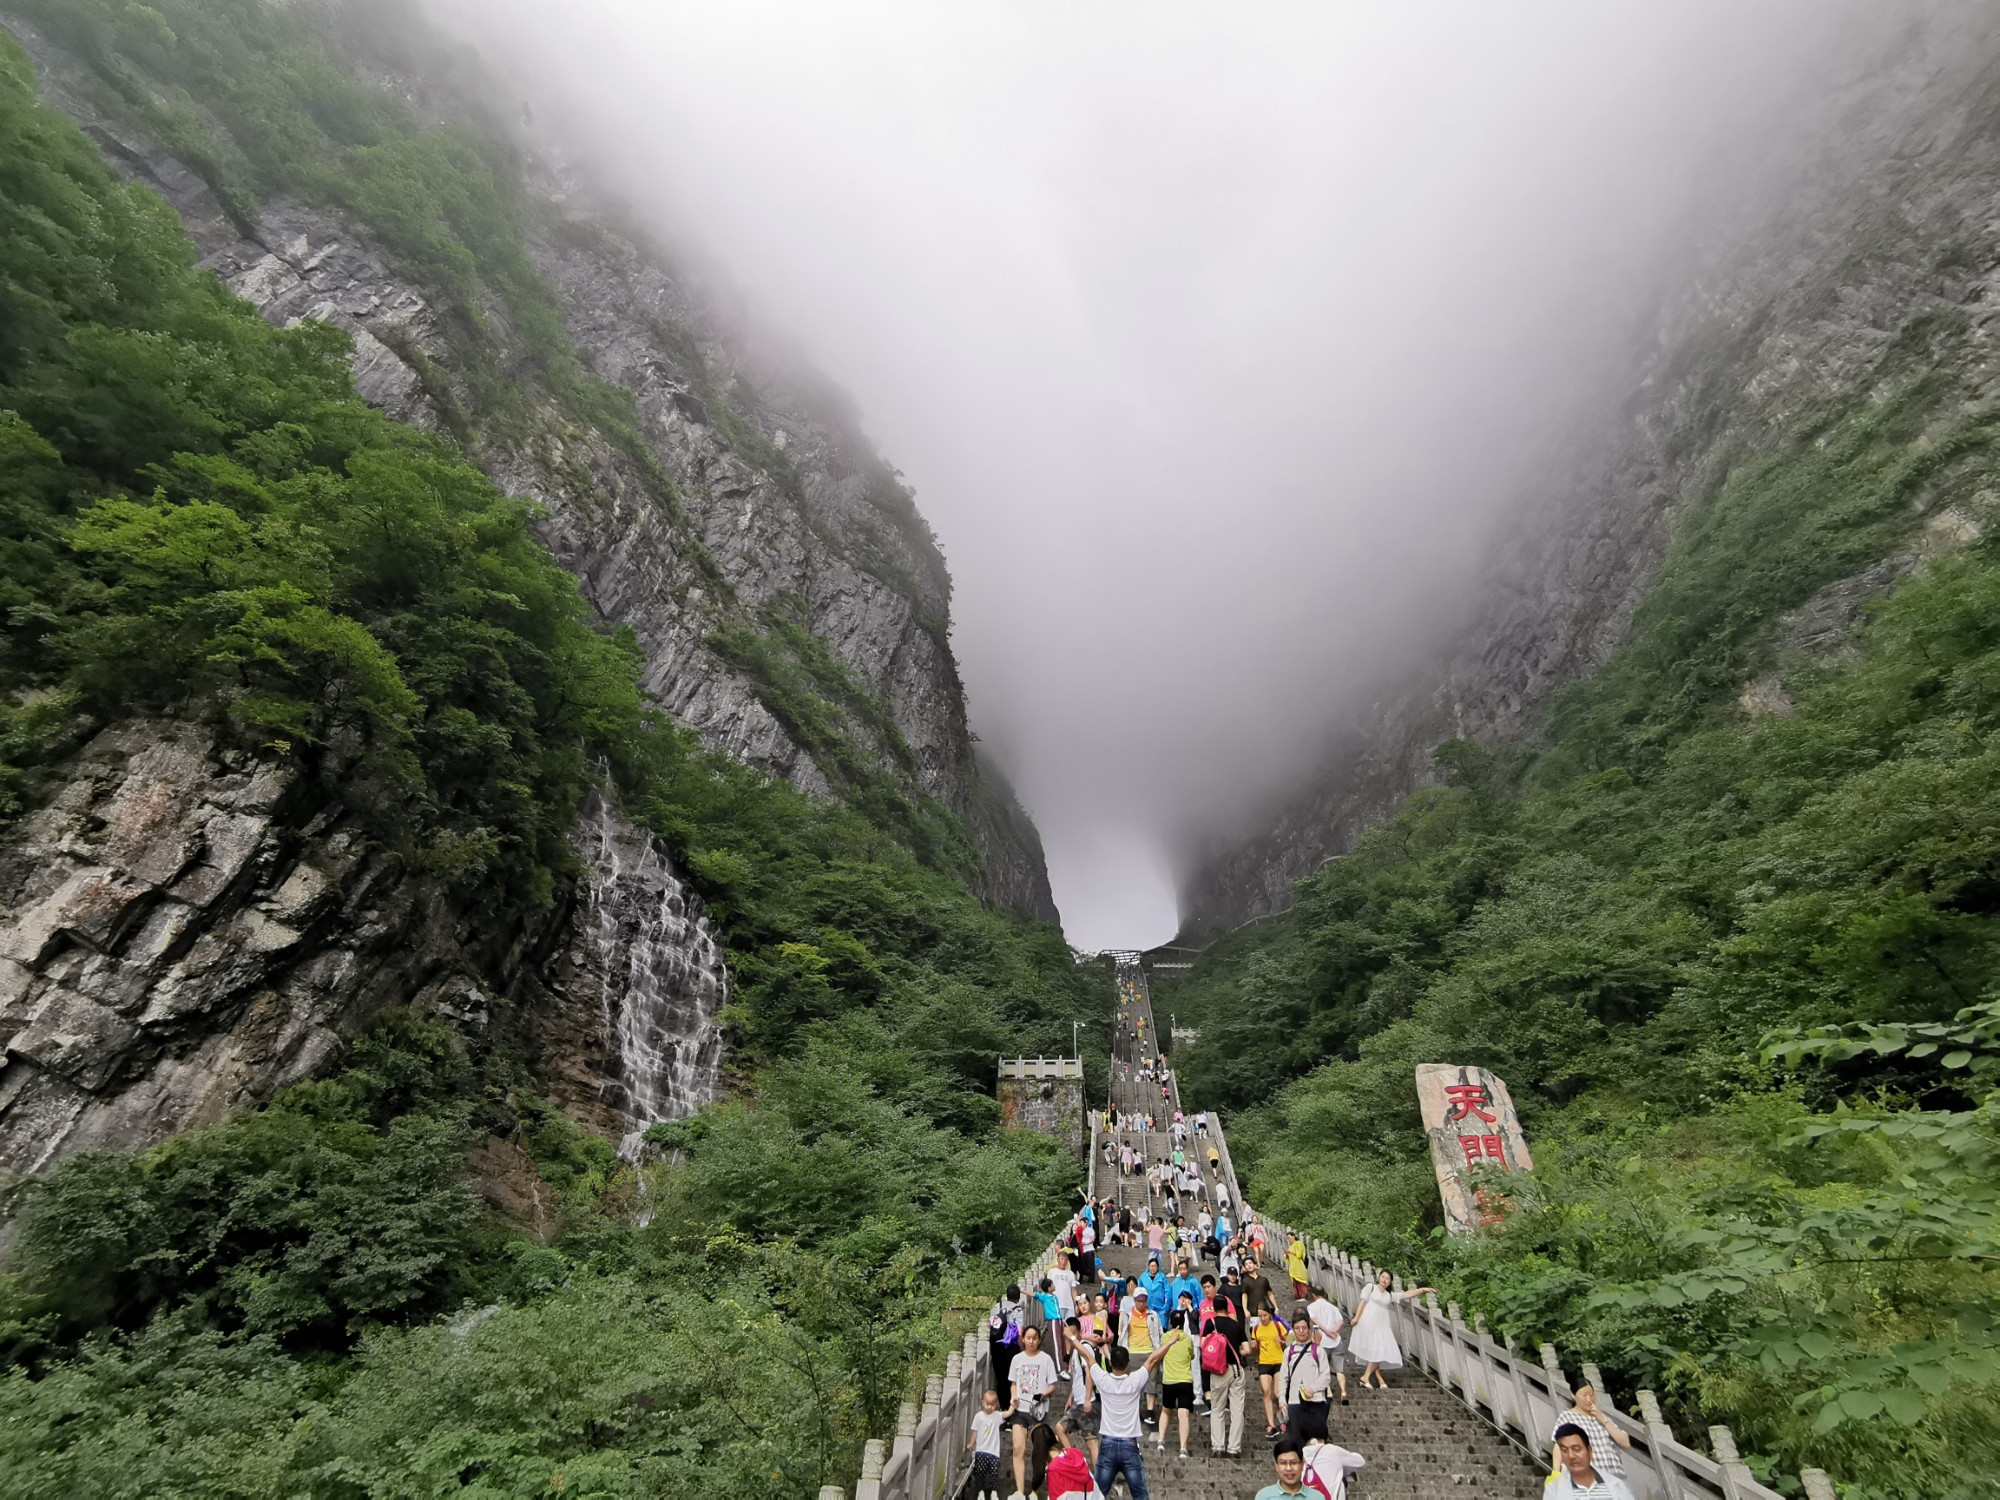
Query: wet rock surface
0 723 432 1171
0 6 1060 1169
0 723 733 1171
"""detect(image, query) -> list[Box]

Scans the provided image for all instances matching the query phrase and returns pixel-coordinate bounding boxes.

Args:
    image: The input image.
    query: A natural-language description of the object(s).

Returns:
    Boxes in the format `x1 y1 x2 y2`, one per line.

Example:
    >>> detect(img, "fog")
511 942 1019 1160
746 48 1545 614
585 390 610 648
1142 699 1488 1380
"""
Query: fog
418 0 1891 949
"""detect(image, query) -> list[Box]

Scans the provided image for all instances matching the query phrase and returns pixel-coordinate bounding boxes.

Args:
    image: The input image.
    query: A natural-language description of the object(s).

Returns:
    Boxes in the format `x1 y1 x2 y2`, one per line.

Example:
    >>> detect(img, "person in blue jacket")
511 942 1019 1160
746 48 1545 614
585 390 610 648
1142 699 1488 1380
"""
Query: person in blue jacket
1140 1255 1172 1311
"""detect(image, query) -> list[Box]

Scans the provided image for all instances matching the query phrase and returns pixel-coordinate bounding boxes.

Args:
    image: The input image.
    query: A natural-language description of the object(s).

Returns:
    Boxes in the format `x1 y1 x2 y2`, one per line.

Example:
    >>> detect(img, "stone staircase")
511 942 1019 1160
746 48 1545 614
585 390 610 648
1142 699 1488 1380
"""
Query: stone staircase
858 962 1832 1500
1089 967 1544 1500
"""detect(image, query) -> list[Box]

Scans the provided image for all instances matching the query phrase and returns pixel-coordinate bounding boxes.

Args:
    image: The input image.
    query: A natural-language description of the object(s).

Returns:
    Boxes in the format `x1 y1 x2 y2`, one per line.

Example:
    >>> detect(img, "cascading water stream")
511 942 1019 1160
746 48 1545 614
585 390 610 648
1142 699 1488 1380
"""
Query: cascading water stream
577 792 728 1163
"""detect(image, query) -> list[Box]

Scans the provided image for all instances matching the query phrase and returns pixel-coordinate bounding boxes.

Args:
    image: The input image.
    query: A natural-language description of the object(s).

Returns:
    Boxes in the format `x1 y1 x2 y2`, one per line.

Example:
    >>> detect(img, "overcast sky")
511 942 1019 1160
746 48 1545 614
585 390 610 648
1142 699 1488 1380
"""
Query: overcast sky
419 0 1890 949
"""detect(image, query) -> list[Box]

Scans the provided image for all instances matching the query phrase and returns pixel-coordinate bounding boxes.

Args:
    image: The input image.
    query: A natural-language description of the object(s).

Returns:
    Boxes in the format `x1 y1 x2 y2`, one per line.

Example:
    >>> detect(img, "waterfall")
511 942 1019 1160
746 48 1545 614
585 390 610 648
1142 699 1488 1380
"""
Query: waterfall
576 792 729 1159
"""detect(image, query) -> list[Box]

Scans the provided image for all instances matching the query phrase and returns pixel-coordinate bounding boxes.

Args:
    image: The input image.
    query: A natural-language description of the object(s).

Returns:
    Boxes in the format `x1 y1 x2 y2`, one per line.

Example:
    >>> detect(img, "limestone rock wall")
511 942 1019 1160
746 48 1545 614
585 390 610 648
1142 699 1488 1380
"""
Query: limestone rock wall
997 1072 1086 1156
0 722 723 1170
0 4 1057 926
0 3 1059 1175
0 722 457 1171
1178 6 2000 938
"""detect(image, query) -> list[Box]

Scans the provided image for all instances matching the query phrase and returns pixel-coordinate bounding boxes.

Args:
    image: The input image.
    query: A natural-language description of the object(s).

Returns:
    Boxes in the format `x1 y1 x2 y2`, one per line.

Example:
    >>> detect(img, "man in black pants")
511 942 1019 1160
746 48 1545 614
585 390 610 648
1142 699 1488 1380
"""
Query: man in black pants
1279 1317 1332 1444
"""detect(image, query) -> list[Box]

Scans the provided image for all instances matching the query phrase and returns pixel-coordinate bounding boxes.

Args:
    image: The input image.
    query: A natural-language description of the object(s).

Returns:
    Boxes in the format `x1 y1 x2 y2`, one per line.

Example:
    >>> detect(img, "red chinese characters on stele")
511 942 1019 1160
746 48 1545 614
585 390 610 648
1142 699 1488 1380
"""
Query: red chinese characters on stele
1416 1065 1535 1236
1444 1083 1498 1125
1456 1132 1505 1169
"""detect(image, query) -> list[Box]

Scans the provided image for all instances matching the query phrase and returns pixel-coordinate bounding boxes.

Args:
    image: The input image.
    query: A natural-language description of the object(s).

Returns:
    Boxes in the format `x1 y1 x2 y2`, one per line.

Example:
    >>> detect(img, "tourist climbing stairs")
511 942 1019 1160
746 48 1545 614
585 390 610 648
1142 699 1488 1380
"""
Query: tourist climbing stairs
839 957 1834 1500
1095 962 1543 1500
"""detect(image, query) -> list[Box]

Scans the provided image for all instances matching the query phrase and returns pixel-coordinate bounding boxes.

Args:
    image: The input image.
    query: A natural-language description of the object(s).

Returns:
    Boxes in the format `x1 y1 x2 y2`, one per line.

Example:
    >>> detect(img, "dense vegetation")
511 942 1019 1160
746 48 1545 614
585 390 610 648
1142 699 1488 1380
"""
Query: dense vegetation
0 20 1106 1495
1167 321 2000 1495
5 0 965 842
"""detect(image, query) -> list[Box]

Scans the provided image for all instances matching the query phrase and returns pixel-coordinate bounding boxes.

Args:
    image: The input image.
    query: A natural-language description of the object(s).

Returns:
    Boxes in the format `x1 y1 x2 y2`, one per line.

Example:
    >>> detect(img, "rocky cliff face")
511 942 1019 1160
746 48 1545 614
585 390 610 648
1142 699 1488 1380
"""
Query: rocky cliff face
1 4 1057 927
1178 6 2000 938
0 721 700 1170
0 5 1058 1171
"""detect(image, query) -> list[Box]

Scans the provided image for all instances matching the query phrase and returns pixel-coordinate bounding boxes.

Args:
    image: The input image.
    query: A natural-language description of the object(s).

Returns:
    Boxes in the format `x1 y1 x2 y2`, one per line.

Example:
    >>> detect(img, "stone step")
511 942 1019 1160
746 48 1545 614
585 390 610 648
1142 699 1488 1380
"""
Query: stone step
1083 991 1545 1500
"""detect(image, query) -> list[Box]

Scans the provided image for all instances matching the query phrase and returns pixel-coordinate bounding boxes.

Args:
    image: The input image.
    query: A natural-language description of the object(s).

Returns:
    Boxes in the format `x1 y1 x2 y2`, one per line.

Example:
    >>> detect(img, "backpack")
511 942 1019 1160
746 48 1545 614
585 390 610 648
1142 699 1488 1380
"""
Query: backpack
1201 1330 1230 1374
1300 1439 1362 1500
1046 1447 1094 1499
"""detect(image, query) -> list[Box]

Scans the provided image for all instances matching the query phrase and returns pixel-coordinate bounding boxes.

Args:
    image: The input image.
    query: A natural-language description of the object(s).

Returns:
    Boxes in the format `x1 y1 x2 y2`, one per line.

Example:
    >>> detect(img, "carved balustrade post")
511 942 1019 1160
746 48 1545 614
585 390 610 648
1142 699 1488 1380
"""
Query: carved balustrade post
1710 1426 1753 1500
1446 1302 1475 1411
854 1439 886 1500
1502 1332 1538 1444
886 1399 917 1498
1540 1342 1568 1404
1581 1362 1612 1410
1636 1390 1687 1500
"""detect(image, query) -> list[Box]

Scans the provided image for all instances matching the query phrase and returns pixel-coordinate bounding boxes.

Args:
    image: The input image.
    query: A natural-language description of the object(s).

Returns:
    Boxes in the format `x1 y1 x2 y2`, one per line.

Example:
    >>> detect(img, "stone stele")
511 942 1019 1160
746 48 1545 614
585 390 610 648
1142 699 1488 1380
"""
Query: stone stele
1416 1063 1534 1235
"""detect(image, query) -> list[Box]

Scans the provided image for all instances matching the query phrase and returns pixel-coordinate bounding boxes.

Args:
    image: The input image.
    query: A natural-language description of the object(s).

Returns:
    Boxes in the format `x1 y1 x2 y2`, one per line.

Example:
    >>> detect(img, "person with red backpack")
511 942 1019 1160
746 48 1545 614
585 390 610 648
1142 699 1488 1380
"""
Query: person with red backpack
1199 1275 1250 1456
1300 1438 1369 1500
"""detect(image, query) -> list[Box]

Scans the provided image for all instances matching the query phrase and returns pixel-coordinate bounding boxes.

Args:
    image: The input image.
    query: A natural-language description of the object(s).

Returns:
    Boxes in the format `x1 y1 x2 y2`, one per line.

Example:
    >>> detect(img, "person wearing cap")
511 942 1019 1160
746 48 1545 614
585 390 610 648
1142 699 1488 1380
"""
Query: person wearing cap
1119 1285 1164 1420
1240 1256 1277 1321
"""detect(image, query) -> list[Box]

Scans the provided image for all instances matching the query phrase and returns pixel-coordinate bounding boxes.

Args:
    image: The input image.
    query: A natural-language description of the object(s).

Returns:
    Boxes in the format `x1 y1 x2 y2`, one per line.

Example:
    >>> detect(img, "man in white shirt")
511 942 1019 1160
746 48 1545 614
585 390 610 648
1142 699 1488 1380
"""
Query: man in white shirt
1081 1340 1172 1500
1304 1287 1351 1404
1545 1425 1638 1499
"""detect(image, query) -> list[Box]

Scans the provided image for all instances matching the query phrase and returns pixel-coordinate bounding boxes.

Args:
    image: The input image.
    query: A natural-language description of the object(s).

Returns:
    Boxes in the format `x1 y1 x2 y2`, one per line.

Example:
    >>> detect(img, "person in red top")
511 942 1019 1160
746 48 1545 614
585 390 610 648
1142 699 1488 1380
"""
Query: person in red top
1047 1417 1094 1498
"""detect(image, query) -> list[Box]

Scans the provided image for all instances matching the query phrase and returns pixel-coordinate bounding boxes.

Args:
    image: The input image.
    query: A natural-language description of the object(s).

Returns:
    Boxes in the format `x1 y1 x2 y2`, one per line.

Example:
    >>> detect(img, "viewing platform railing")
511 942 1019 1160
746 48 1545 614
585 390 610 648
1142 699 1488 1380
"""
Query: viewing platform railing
996 1055 1084 1080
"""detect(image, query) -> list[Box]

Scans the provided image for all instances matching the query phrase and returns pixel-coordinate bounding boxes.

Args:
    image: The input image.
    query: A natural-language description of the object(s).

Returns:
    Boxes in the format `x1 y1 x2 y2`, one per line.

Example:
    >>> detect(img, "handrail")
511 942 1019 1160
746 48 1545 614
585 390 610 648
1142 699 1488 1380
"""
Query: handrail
850 1217 1080 1500
1232 1150 1837 1500
846 1114 1097 1500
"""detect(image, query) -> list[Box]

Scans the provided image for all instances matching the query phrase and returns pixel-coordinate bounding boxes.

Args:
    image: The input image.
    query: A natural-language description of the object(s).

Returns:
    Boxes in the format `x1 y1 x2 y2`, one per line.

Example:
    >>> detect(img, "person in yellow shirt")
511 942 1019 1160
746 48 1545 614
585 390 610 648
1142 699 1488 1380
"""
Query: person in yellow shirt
1119 1287 1163 1422
1251 1306 1291 1437
1155 1290 1199 1459
1285 1233 1310 1302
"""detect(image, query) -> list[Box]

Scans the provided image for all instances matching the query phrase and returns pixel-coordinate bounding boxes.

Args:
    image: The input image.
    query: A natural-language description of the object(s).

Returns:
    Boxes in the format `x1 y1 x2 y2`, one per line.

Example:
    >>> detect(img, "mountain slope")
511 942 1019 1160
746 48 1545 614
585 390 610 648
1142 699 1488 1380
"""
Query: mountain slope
1157 12 2000 1494
0 0 1073 1179
1177 2 2000 940
3 0 1058 925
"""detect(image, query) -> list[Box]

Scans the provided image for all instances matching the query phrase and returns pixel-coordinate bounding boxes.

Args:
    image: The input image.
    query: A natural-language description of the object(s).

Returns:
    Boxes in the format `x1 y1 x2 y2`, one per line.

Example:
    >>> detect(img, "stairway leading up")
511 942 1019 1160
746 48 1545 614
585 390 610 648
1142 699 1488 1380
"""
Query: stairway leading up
1093 963 1544 1500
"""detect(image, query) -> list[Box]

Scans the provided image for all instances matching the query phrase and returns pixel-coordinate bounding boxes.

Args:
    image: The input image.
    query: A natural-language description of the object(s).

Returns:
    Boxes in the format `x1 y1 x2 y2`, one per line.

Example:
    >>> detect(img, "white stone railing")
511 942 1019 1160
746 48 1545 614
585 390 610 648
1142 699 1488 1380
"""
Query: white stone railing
1218 1102 1839 1500
832 1115 1098 1500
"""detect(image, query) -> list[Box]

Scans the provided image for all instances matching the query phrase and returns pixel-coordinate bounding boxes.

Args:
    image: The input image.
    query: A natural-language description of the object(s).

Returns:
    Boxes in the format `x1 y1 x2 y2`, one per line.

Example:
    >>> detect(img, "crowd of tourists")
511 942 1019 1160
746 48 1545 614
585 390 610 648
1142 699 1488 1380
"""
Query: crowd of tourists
964 967 1636 1498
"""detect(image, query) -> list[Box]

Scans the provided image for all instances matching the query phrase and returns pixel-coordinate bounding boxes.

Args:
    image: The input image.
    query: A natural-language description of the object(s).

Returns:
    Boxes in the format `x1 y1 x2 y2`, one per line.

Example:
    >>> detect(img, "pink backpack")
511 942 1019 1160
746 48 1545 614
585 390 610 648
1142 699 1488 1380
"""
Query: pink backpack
1201 1331 1230 1374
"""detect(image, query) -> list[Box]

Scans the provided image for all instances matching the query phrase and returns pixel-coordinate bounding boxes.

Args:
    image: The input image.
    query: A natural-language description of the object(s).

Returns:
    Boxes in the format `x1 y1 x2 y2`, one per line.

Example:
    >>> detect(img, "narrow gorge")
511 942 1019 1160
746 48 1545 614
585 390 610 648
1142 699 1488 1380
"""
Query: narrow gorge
1 3 1996 1497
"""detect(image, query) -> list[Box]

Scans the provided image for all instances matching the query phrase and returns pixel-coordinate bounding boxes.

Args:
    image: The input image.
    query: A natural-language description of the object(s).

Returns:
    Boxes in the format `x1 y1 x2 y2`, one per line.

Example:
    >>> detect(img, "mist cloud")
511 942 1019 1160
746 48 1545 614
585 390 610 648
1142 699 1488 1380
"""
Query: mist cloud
417 0 1895 948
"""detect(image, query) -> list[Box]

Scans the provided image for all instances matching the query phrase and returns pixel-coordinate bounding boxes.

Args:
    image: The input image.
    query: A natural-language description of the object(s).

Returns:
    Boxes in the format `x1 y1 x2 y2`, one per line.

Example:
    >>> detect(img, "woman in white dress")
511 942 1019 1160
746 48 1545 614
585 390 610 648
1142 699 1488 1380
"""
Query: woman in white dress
1347 1270 1435 1390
